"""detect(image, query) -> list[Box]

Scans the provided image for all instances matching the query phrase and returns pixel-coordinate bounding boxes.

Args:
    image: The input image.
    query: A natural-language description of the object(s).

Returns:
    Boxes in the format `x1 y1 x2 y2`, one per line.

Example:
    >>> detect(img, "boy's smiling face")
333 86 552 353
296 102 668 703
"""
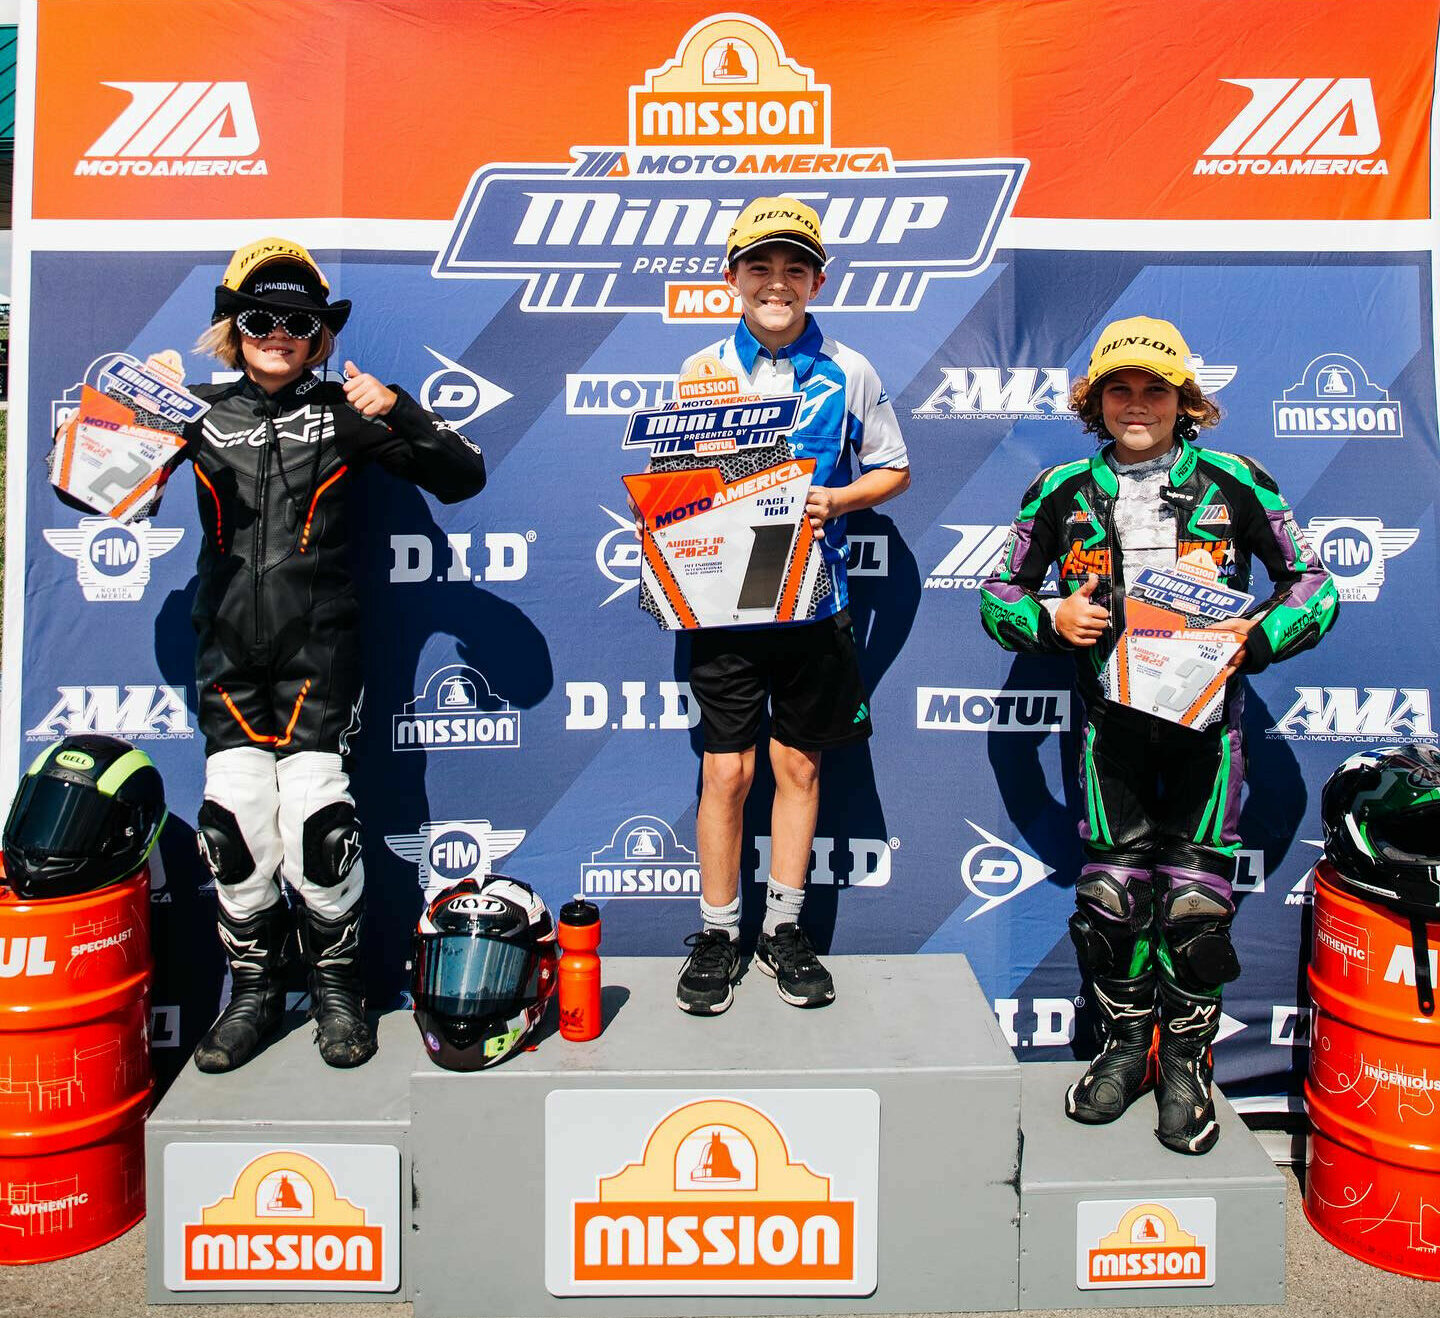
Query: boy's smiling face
1100 367 1181 463
724 242 825 352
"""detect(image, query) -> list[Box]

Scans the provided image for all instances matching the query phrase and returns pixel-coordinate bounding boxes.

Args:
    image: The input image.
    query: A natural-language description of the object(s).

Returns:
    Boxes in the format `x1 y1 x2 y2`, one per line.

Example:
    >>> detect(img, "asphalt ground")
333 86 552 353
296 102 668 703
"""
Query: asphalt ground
2 1165 1435 1318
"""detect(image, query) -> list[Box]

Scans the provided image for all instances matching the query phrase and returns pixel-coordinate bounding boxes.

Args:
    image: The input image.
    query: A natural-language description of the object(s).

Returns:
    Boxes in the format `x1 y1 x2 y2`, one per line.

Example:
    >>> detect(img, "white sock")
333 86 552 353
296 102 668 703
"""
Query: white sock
700 895 740 942
763 877 804 936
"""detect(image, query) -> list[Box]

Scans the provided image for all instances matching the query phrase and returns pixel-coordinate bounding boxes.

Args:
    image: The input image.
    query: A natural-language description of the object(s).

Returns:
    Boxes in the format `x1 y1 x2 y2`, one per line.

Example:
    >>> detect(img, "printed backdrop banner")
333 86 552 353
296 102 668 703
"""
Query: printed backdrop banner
5 0 1440 1113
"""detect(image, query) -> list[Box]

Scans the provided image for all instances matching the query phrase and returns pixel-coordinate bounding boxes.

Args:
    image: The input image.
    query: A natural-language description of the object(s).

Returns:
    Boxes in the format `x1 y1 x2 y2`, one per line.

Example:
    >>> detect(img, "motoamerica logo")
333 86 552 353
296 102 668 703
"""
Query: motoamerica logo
432 13 1025 318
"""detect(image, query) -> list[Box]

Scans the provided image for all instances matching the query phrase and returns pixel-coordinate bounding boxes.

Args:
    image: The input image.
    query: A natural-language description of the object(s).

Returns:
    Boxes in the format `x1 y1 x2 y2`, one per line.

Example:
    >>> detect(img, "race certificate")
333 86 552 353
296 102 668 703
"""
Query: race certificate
1099 558 1254 731
623 459 821 629
49 350 208 521
621 355 830 630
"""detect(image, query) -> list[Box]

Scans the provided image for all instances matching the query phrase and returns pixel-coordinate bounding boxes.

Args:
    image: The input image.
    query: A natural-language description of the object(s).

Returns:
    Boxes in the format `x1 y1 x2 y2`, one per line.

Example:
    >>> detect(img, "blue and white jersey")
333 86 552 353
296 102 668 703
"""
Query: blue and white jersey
681 314 909 619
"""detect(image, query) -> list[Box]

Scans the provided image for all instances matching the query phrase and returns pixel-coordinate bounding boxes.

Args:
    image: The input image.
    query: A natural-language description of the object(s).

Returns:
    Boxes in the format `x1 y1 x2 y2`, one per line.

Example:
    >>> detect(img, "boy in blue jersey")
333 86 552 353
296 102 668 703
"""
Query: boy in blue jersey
674 198 911 1015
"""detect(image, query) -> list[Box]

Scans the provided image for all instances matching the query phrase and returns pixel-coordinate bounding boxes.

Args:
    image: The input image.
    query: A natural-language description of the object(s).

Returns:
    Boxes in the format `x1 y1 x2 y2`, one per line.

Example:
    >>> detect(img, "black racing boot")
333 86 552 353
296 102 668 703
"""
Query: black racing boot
298 902 377 1068
1155 976 1222 1155
194 903 290 1074
1065 972 1157 1124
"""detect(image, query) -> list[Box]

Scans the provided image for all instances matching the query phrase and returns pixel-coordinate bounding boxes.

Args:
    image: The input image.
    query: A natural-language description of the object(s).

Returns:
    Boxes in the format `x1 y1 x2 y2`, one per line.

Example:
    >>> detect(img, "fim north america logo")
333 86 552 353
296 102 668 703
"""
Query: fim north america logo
385 820 526 899
45 518 184 602
1299 517 1417 603
583 816 701 899
392 665 520 751
1272 354 1402 439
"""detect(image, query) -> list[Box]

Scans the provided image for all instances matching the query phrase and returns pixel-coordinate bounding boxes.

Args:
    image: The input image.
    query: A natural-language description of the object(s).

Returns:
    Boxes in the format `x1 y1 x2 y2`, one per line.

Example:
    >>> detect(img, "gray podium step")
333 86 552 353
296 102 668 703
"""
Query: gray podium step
146 1012 416 1304
410 954 1022 1317
145 959 1286 1314
1018 1062 1285 1309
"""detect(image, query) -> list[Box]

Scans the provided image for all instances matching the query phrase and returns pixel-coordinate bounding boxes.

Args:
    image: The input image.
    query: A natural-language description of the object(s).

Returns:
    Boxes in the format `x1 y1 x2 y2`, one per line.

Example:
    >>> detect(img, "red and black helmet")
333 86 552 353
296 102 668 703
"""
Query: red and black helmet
411 875 558 1071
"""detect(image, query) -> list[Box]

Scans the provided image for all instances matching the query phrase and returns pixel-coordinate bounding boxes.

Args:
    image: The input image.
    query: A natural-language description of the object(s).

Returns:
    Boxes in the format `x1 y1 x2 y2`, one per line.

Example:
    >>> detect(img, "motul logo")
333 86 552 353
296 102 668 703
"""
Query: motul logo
1197 79 1386 177
77 82 267 177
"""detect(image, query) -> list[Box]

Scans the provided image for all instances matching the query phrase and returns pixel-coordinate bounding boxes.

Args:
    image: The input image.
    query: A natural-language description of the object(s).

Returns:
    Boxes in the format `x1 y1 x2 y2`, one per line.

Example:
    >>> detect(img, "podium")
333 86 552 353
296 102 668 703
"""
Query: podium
146 956 1283 1311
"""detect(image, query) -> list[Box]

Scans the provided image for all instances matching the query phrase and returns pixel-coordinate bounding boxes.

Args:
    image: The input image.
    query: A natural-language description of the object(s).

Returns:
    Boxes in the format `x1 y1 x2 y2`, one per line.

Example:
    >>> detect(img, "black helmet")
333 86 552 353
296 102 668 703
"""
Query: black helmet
411 875 557 1071
1321 743 1440 917
3 736 167 899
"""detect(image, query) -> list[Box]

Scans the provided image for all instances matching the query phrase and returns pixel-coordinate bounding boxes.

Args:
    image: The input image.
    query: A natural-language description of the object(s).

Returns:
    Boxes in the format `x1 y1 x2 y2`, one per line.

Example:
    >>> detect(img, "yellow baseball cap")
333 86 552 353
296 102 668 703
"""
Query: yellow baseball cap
726 197 828 266
1087 315 1196 387
221 237 330 294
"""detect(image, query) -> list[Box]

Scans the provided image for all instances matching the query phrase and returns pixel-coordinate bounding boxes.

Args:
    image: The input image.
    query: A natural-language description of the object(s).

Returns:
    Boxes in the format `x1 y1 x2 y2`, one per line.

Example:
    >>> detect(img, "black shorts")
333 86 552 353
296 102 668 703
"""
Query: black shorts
687 611 873 753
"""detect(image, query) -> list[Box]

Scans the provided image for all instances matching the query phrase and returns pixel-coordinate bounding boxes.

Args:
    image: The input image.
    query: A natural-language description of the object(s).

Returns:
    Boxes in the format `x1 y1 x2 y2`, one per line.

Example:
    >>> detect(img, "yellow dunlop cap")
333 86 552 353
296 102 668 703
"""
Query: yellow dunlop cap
221 237 329 294
1087 315 1196 387
726 197 827 266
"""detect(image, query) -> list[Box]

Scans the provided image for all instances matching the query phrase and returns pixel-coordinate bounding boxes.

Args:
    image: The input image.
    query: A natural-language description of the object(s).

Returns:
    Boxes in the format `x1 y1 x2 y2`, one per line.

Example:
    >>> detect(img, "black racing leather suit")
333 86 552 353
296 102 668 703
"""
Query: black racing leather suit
180 371 486 755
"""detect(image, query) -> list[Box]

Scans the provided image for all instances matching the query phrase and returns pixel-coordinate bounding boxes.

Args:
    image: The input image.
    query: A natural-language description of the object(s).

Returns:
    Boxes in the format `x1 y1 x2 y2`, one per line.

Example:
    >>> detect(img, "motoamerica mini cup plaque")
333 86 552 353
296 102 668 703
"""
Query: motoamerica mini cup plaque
621 358 829 629
1099 552 1253 730
49 350 209 522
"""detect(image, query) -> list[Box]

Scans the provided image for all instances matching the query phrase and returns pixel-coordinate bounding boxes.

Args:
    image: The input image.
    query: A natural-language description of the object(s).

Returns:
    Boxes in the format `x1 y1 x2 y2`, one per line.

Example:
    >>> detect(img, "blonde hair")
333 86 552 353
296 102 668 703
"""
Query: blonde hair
1068 372 1221 444
195 317 335 371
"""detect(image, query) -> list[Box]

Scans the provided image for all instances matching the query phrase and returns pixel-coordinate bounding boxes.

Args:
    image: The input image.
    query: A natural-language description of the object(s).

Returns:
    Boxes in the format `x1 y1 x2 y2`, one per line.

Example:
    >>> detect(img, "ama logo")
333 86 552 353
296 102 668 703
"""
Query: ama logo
78 82 266 177
582 815 701 899
44 517 183 602
1300 516 1417 603
1267 688 1433 742
432 14 1024 318
384 820 525 898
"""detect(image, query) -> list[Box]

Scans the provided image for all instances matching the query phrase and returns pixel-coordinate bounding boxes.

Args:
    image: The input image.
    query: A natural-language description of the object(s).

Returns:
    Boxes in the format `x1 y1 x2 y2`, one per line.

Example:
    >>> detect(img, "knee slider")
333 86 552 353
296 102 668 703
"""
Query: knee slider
302 801 363 889
196 800 255 888
1161 884 1240 990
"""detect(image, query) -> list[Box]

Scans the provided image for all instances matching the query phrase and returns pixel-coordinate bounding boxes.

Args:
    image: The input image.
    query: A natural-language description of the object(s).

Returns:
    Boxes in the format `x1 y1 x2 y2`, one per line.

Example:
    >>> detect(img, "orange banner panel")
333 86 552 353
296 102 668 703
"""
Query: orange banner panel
29 0 1439 223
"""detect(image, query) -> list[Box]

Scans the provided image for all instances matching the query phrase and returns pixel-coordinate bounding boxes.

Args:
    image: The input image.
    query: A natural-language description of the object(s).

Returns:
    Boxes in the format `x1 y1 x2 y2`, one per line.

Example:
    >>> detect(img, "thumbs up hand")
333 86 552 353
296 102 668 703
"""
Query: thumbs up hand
1055 572 1110 646
341 360 397 418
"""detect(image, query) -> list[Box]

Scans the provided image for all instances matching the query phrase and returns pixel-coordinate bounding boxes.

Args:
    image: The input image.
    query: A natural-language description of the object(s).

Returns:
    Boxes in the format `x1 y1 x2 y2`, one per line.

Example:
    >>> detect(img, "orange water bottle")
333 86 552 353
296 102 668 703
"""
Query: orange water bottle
557 898 602 1041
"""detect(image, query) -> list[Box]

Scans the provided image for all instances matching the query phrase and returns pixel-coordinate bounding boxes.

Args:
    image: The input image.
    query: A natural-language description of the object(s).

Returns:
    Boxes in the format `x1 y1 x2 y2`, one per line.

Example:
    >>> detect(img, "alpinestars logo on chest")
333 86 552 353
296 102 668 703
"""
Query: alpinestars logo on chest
204 408 335 449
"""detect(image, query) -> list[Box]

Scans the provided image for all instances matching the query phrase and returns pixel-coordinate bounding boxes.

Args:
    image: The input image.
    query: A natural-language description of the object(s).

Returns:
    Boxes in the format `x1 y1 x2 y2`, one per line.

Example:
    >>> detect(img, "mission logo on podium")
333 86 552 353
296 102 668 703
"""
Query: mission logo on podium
546 1091 878 1296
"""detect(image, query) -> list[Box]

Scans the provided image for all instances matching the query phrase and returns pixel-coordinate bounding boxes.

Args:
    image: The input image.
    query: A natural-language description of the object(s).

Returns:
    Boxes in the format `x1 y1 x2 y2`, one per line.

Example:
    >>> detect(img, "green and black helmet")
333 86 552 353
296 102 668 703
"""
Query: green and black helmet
3 736 166 899
1321 743 1440 918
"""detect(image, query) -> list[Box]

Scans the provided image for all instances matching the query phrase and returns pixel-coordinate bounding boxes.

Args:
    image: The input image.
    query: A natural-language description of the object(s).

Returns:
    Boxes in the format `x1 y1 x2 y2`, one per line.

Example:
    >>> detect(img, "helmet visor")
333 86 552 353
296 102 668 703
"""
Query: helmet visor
413 932 534 1018
6 775 116 859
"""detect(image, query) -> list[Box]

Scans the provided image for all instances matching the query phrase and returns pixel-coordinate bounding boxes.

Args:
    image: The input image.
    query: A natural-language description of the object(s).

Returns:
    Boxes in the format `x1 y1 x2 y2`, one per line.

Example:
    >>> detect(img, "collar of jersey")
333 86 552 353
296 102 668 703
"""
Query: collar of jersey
239 369 317 408
733 314 822 379
1090 437 1195 498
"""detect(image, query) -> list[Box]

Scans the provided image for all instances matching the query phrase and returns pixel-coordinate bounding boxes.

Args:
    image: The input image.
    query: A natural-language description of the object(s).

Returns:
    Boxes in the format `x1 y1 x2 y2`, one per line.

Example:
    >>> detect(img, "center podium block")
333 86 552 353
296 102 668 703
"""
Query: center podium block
409 955 1022 1317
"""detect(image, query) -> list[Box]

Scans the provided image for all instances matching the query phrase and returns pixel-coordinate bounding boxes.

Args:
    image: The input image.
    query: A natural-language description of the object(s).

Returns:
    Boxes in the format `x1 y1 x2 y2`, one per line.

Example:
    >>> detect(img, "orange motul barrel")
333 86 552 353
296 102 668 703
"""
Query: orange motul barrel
0 867 153 1264
1304 861 1440 1280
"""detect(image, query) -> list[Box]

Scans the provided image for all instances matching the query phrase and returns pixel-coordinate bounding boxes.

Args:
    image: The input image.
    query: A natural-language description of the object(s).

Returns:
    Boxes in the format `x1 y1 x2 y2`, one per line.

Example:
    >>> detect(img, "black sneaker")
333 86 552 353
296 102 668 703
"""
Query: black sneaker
676 929 742 1015
753 923 835 1008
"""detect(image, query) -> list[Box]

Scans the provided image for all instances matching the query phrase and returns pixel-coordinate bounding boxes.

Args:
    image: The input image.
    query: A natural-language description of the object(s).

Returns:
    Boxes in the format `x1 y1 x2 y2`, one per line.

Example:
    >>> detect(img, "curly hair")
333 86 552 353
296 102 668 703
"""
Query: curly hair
1068 373 1221 444
194 317 335 371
